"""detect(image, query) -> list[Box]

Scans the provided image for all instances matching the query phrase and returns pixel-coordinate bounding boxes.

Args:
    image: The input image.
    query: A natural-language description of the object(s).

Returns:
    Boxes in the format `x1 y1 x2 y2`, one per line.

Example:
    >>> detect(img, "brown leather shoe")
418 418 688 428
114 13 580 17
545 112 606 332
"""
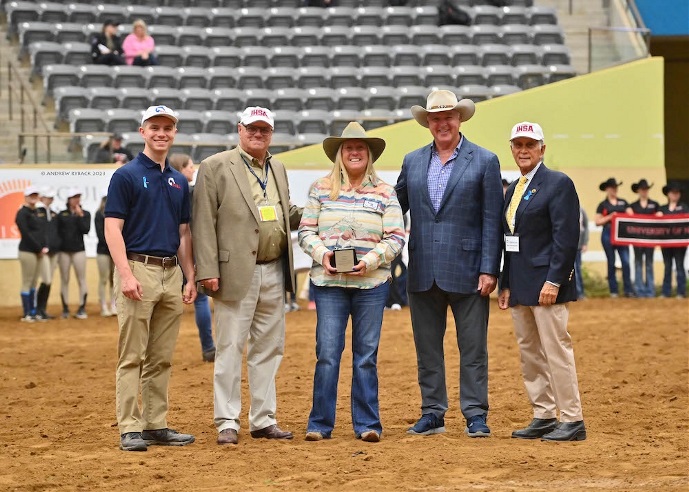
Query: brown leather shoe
217 428 238 445
250 424 293 440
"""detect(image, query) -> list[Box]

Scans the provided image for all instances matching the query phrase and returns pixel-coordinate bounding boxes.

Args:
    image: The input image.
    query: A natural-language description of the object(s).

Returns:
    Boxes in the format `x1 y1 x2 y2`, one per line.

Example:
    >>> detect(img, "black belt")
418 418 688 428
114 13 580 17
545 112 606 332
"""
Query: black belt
127 252 178 268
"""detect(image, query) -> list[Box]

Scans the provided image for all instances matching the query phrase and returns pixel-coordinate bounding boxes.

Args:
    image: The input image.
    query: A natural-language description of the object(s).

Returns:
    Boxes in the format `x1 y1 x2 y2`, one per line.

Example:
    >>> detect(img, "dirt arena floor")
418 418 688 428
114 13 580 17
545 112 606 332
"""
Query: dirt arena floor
1 297 687 491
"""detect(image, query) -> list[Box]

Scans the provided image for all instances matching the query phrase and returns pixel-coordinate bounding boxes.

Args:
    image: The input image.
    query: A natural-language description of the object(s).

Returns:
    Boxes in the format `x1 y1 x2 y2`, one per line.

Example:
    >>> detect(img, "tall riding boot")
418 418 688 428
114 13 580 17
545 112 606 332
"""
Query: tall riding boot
36 283 54 320
20 292 34 322
61 293 70 319
28 287 37 317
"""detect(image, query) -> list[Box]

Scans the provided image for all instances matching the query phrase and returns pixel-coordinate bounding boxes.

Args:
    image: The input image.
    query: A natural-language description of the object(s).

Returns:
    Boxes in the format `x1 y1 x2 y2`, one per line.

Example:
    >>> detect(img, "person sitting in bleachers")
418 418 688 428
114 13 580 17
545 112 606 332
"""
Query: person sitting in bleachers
122 19 159 67
94 134 134 164
91 19 125 66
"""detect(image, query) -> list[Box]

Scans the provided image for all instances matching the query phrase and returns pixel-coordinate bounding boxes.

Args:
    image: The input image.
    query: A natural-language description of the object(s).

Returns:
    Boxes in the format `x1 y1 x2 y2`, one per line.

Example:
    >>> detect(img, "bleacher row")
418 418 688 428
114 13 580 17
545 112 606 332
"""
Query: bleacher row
5 0 573 160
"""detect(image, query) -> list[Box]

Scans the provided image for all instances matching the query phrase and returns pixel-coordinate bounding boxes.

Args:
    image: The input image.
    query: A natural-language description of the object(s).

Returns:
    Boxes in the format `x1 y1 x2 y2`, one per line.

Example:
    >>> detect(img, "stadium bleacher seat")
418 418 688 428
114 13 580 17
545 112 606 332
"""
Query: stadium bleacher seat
541 44 571 65
79 65 113 88
324 7 355 28
273 110 298 135
455 66 488 87
391 45 423 67
366 87 397 111
145 66 177 89
95 5 126 25
473 5 501 25
67 4 96 25
183 7 211 28
182 45 212 68
360 67 391 88
490 84 523 97
209 8 235 28
268 7 298 28
155 45 184 67
206 66 236 90
212 88 246 112
532 24 565 45
361 45 391 67
63 41 91 66
272 88 306 112
151 87 183 109
54 23 86 44
528 6 558 25
244 88 273 109
380 25 410 46
480 44 511 66
296 66 328 89
271 47 302 69
6 2 40 38
486 64 518 86
182 88 215 111
192 133 236 162
410 25 441 45
457 84 492 103
18 21 54 57
439 25 471 46
104 108 140 134
501 24 533 45
330 109 359 135
298 109 330 135
329 66 358 89
147 25 177 46
69 108 106 133
511 44 541 66
321 25 350 47
53 86 89 124
112 65 146 89
547 64 577 83
336 87 367 111
516 64 549 89
236 7 265 29
88 87 120 110
265 67 298 90
154 6 184 27
203 110 238 134
397 86 428 109
210 46 242 68
423 66 455 88
175 109 205 134
29 41 62 78
390 66 423 88
262 27 292 48
176 25 205 46
331 45 360 68
294 7 326 28
300 46 330 68
177 66 209 89
119 87 152 109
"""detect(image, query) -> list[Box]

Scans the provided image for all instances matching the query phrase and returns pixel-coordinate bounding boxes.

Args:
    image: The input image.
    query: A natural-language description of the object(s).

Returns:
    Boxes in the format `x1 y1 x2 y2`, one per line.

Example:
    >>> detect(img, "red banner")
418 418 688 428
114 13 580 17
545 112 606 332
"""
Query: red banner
610 213 689 247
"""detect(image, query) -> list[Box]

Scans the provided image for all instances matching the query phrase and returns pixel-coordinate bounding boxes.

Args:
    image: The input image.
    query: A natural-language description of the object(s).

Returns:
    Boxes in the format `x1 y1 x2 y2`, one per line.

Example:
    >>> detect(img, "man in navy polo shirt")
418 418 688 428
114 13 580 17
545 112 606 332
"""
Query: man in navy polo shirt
105 105 197 452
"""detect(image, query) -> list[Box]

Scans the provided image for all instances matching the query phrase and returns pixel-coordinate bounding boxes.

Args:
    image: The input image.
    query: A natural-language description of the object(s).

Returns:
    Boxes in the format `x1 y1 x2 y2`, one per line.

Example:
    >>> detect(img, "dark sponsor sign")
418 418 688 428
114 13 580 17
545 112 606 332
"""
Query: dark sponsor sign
611 213 689 247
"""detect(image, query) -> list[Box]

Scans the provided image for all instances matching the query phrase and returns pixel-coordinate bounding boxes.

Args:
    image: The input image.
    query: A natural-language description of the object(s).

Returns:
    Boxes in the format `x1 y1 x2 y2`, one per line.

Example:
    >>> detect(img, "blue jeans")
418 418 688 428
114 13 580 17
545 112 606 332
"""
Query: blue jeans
574 249 584 298
194 291 214 353
633 247 655 297
601 228 633 295
308 281 389 437
661 247 687 297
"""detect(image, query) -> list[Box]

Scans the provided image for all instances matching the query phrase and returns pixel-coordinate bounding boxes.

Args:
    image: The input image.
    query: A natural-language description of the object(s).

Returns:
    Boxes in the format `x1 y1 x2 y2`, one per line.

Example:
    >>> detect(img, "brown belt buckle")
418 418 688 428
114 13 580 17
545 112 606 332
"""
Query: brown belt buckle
162 256 176 268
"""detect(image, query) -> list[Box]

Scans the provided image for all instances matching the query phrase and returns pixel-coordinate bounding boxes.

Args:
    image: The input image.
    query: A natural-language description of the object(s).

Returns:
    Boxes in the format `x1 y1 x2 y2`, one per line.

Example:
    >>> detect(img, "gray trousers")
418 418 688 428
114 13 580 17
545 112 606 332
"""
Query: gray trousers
408 283 489 420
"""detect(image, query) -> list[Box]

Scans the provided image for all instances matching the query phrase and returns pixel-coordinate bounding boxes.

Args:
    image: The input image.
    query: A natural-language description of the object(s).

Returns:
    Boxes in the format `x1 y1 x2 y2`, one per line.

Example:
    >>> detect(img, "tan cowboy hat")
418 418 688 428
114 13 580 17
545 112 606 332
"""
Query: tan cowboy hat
322 122 386 163
411 89 476 128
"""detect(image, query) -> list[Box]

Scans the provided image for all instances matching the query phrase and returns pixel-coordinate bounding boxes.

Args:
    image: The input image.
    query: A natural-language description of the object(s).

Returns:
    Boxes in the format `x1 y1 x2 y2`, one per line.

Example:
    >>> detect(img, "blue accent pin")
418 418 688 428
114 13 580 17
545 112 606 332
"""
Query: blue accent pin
143 176 148 189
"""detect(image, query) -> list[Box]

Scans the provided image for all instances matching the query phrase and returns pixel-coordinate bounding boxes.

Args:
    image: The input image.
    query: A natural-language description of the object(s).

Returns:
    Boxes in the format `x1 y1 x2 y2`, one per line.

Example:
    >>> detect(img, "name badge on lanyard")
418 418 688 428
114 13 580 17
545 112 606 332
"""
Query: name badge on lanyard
505 234 520 253
243 155 278 222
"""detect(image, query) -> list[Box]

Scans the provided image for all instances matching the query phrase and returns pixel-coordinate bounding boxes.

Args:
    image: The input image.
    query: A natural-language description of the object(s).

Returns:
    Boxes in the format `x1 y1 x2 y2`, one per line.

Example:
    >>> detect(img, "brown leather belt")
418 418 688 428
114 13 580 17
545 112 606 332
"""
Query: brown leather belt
127 252 178 268
256 258 279 265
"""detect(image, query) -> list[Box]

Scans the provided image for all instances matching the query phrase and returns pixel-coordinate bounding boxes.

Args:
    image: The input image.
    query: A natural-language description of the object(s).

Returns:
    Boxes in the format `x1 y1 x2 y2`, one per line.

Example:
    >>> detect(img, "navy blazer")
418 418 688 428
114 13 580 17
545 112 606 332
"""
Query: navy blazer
395 137 504 294
501 164 579 306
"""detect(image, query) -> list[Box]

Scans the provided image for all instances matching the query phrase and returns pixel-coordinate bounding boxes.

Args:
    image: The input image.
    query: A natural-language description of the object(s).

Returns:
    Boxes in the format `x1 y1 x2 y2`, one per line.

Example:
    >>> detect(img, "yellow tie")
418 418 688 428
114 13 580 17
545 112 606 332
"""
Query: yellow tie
506 176 528 233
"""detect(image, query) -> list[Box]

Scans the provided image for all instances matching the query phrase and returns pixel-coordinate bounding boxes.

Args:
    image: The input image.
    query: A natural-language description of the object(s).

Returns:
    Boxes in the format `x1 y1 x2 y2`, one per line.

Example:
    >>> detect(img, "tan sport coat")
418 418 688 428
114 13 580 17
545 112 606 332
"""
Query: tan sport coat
192 146 302 302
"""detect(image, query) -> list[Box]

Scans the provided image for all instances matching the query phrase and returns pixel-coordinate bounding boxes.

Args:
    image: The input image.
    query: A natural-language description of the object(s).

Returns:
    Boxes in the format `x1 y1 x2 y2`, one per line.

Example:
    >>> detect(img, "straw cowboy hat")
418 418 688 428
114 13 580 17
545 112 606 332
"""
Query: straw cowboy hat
410 89 475 128
599 177 622 191
631 179 653 193
322 122 386 163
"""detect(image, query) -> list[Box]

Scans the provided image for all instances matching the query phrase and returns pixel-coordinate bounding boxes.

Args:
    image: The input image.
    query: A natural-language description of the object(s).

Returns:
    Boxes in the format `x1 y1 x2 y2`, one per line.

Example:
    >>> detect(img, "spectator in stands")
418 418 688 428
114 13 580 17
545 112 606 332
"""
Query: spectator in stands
627 179 659 298
595 178 633 297
57 188 91 319
95 191 116 317
169 152 216 362
575 207 589 300
299 122 405 442
656 182 688 298
95 134 134 164
122 19 158 67
91 20 125 66
16 186 46 322
35 187 60 320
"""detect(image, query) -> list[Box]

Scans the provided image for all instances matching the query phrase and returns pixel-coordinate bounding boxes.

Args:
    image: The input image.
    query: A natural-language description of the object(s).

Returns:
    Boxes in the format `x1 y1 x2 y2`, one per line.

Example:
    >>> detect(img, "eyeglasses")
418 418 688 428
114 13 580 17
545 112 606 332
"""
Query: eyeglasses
242 124 273 136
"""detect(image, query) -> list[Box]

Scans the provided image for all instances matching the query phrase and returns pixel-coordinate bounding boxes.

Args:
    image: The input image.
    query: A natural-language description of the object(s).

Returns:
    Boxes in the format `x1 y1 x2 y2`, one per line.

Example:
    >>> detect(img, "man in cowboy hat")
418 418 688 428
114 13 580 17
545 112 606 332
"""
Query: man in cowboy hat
395 89 503 437
498 121 586 442
192 106 302 445
628 179 659 297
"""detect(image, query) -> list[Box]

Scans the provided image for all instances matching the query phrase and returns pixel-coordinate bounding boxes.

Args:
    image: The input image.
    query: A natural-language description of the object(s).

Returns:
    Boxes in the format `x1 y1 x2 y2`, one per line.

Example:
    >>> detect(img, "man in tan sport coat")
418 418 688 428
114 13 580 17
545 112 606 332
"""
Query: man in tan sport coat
192 106 301 446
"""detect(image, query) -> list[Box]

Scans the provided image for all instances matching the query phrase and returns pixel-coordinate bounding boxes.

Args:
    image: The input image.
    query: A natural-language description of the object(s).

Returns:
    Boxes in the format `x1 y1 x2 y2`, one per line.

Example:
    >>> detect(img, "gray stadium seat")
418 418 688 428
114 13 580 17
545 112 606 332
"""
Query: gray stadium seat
439 25 471 46
177 66 209 89
297 66 328 89
291 26 321 47
516 64 549 89
304 87 338 111
271 46 302 69
528 6 558 25
472 5 501 25
265 67 298 90
422 44 451 66
88 87 120 110
235 8 266 29
391 66 423 88
324 7 356 28
267 7 297 28
354 7 385 27
29 41 62 77
500 6 529 25
183 7 212 28
151 87 183 109
155 45 184 68
232 27 260 47
296 133 326 148
298 109 330 135
6 2 40 37
359 67 391 88
203 27 234 47
455 66 487 87
262 27 292 48
148 25 177 46
273 110 299 135
209 8 236 28
203 110 238 135
547 64 577 83
385 6 414 26
154 6 185 27
480 44 511 66
391 45 423 67
95 5 126 25
329 67 359 89
350 25 380 46
69 108 106 133
398 86 428 109
53 22 86 44
321 26 350 47
410 25 441 45
210 46 242 68
330 110 359 136
235 66 264 89
485 65 517 86
511 44 541 66
423 66 455 87
471 24 502 45
336 87 367 111
361 45 391 67
500 24 533 45
272 88 306 112
207 66 237 90
331 45 361 68
490 84 522 97
532 25 565 45
53 86 89 124
105 108 141 134
119 87 152 109
450 44 481 66
42 64 80 100
112 65 146 88
244 88 273 109
212 88 246 112
63 41 91 66
270 133 298 153
67 4 96 25
182 88 215 111
18 22 54 57
176 25 205 46
456 84 492 103
381 25 410 46
182 46 212 68
192 134 235 162
125 5 155 25
366 87 397 111
413 6 439 25
361 108 394 131
175 110 205 134
79 65 114 88
295 7 326 28
541 44 571 66
146 66 178 89
300 46 330 68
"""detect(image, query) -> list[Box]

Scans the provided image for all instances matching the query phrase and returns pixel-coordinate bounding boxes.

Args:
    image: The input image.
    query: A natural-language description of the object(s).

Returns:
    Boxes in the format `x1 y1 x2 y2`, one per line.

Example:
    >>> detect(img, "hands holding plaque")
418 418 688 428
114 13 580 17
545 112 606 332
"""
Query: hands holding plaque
322 249 367 276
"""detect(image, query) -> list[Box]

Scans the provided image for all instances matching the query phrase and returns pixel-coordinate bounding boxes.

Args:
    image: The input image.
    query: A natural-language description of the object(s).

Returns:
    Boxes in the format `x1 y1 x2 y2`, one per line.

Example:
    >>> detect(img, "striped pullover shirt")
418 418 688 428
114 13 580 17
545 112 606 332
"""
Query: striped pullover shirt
298 175 405 289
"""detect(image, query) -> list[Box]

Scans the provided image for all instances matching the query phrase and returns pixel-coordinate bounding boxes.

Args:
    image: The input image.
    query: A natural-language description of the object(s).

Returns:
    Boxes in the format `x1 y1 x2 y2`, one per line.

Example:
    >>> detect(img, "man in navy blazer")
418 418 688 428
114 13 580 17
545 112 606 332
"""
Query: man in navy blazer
395 90 503 437
498 121 586 442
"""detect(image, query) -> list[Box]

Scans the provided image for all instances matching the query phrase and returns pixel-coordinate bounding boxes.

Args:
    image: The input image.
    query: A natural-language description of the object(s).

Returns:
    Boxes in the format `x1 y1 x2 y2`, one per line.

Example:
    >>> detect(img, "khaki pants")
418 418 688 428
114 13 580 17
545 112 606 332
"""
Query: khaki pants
19 251 40 291
114 260 183 434
97 254 115 305
213 260 285 433
511 304 583 422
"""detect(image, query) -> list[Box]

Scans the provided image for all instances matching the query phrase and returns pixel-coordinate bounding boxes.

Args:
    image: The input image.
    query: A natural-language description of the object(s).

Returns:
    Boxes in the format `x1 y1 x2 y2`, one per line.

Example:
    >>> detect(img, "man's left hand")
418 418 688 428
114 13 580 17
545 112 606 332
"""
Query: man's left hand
183 280 197 304
539 282 559 306
477 274 497 296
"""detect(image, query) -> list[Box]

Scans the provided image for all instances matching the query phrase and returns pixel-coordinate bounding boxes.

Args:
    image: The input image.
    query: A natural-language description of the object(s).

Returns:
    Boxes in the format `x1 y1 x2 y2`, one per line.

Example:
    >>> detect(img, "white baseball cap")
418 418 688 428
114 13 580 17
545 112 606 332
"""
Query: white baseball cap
240 106 274 128
67 187 82 199
141 105 178 126
40 186 56 198
24 185 40 196
510 121 544 141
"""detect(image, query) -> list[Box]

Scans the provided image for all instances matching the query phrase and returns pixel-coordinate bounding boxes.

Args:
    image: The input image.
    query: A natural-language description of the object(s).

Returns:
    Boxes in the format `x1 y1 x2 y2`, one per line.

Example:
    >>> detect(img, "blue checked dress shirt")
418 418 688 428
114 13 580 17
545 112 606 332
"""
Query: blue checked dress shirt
427 137 463 212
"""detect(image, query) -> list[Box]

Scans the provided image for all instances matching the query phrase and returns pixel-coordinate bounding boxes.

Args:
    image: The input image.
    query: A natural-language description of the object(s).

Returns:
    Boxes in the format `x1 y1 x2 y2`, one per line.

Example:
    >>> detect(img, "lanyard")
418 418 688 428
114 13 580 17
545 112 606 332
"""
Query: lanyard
241 154 270 199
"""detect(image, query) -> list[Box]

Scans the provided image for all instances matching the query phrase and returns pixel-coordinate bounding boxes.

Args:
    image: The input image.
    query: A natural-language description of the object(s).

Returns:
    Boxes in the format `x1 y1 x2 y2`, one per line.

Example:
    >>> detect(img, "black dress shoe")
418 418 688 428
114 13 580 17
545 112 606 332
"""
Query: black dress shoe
541 421 586 441
250 424 293 440
511 418 558 439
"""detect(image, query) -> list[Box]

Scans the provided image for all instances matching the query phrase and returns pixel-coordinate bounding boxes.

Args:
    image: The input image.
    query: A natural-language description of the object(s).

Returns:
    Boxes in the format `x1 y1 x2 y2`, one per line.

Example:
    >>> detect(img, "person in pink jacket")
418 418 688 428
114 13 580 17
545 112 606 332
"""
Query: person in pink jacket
122 19 158 66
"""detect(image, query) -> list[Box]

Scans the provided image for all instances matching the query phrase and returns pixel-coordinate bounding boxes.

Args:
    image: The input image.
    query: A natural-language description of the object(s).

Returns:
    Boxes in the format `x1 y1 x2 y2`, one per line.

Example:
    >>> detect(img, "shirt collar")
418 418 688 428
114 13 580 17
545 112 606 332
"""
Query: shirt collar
431 134 464 158
522 161 542 182
238 146 272 167
138 152 172 172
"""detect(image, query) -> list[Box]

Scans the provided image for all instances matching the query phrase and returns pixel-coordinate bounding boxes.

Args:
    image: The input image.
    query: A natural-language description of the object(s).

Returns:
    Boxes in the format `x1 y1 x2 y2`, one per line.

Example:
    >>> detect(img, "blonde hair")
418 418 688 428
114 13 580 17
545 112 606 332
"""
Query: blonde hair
132 19 148 35
327 142 379 200
169 153 191 173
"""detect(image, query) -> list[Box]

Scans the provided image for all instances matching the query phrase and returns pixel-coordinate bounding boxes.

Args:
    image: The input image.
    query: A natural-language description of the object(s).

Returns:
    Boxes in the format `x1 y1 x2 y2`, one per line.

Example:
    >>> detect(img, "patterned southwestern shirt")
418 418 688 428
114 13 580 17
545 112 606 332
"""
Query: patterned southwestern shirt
427 136 463 212
298 175 406 289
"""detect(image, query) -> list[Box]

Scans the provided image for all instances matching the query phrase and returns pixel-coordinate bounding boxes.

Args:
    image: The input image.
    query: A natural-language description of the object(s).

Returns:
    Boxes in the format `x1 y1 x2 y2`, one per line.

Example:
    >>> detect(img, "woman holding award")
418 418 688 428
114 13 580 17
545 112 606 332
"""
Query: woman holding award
298 122 405 443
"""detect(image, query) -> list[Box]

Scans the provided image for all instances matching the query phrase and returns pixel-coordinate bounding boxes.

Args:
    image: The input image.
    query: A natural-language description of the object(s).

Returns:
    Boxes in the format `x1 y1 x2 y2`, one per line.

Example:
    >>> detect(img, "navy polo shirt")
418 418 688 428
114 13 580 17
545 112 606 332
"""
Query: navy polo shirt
105 152 190 257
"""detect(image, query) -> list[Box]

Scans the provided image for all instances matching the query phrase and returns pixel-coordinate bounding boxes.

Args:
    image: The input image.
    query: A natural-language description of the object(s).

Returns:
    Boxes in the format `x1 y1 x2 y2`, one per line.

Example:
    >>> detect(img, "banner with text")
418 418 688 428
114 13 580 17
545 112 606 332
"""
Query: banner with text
611 213 689 247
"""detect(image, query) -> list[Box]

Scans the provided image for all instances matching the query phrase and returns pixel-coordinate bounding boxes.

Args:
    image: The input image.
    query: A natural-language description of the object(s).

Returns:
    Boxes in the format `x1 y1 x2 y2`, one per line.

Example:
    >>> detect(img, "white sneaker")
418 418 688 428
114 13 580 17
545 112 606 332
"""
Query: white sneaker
20 315 35 323
284 303 291 313
101 308 113 317
290 302 300 311
391 304 402 311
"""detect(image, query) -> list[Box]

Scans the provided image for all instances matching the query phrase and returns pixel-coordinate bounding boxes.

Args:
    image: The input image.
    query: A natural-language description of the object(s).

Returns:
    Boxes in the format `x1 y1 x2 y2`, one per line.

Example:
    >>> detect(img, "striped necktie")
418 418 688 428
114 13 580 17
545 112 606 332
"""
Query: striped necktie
506 176 528 234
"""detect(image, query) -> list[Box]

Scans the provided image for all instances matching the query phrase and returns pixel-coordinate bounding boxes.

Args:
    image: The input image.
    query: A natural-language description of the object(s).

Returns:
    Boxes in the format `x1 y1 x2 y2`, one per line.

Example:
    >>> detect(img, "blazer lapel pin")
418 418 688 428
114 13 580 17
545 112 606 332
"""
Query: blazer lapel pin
523 188 538 201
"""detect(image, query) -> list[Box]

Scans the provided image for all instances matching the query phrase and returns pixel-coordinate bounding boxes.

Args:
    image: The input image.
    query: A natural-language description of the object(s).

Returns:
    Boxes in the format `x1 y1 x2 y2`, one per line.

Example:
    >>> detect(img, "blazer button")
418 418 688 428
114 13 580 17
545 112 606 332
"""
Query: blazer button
255 229 259 233
251 251 256 255
435 219 440 223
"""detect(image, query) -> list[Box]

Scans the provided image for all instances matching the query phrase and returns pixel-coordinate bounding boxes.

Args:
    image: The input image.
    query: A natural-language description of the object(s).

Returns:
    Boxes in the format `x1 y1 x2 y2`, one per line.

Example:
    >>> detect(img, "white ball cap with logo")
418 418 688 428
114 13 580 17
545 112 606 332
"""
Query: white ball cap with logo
67 187 82 199
240 106 274 129
141 105 178 126
24 185 40 196
510 121 544 141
